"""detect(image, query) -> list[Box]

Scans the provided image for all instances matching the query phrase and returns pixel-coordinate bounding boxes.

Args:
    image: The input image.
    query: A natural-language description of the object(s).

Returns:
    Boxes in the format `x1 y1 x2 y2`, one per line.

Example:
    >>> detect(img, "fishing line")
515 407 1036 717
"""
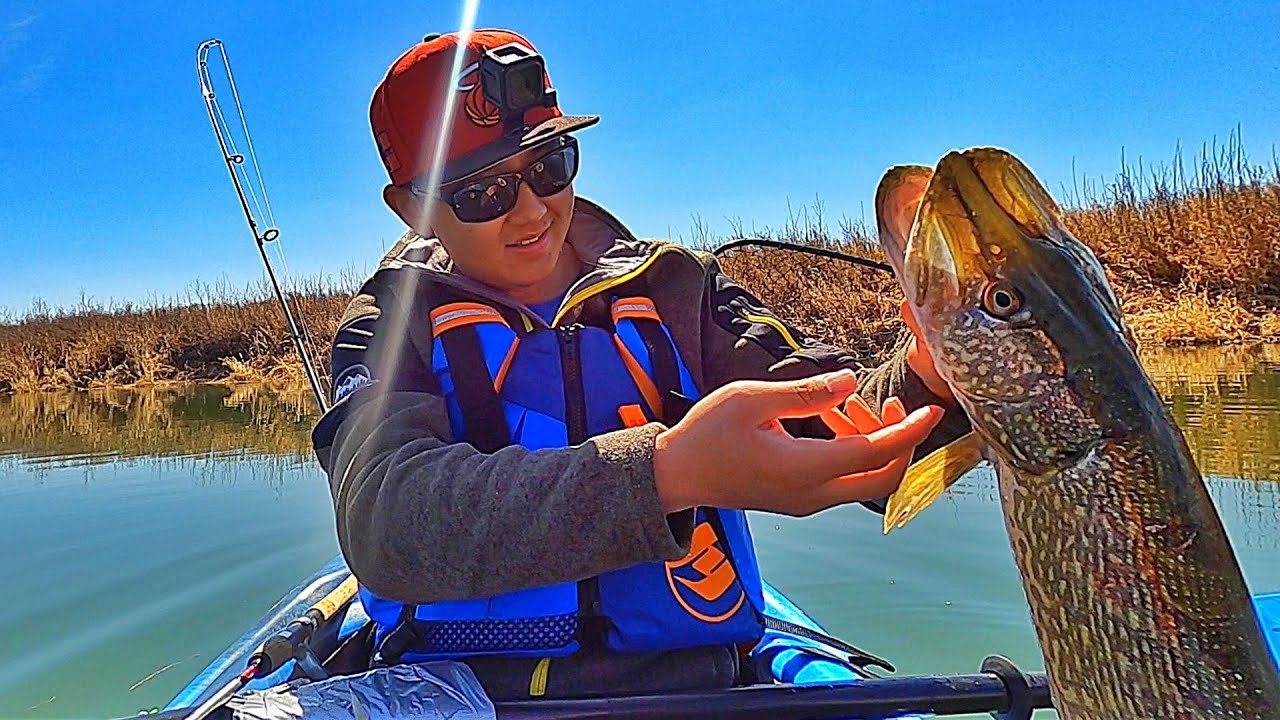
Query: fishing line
196 38 329 410
712 237 895 275
204 47 307 319
222 53 276 228
208 70 270 229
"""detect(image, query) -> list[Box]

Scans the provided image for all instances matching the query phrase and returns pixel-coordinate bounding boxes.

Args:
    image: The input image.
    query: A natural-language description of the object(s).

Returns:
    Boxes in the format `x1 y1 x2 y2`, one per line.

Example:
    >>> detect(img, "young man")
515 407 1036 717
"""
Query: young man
311 30 967 698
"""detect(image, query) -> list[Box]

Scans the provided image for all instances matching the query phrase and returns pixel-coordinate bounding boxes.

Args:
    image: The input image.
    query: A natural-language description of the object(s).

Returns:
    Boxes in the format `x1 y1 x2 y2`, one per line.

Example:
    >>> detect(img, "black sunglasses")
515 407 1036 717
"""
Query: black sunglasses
413 136 580 224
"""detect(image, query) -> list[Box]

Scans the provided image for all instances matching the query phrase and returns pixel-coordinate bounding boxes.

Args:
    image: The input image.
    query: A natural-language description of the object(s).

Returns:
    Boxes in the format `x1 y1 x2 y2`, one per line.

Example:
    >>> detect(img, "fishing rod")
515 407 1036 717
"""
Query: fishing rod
196 38 329 412
712 237 895 274
184 39 349 720
177 575 359 720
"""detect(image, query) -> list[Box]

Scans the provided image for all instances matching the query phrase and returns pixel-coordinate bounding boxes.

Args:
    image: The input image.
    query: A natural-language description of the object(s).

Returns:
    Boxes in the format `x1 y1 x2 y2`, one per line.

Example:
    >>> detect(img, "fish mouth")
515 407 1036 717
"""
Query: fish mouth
877 148 1130 348
899 149 1068 311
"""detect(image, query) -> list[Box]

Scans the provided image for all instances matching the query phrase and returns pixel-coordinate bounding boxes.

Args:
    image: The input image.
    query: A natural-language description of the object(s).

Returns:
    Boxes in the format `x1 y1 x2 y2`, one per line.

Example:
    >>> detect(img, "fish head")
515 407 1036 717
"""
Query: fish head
876 148 1139 474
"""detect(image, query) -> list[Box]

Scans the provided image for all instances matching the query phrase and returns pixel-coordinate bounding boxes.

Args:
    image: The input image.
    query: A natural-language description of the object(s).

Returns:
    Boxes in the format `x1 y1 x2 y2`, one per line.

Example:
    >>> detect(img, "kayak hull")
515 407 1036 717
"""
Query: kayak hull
164 555 916 718
161 555 1280 720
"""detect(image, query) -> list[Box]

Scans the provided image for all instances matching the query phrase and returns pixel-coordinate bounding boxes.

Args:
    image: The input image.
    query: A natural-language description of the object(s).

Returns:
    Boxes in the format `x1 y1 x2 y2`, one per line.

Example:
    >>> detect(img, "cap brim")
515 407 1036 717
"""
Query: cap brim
519 114 599 148
443 115 600 184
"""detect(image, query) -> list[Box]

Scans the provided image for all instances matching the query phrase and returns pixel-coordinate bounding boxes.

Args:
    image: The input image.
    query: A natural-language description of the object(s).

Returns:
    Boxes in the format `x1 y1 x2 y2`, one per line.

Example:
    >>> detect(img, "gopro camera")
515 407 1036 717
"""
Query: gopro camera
479 43 558 134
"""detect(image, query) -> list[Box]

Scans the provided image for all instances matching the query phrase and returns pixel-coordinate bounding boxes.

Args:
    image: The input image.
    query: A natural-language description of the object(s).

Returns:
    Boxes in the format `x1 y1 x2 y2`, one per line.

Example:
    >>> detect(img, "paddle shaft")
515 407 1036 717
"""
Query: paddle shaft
497 672 1052 720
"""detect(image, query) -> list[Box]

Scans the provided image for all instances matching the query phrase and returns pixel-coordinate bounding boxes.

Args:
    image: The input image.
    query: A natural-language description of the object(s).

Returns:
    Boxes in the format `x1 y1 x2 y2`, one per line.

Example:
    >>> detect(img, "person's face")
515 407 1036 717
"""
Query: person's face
386 139 580 305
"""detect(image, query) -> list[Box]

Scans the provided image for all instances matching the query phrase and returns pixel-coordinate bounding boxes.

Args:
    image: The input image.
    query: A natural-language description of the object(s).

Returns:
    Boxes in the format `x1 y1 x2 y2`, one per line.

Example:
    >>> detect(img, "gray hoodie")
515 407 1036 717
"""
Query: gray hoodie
311 198 968 606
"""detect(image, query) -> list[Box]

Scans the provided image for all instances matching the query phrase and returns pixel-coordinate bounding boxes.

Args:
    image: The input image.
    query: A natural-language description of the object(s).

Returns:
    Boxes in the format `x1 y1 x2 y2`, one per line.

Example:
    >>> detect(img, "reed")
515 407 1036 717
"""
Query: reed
0 275 354 393
713 130 1280 357
2 134 1279 392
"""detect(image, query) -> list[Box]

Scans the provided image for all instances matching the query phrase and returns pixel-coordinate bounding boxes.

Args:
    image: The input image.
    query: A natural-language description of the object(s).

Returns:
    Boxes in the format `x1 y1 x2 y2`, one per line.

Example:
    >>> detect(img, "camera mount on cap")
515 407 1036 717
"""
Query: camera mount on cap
479 43 558 135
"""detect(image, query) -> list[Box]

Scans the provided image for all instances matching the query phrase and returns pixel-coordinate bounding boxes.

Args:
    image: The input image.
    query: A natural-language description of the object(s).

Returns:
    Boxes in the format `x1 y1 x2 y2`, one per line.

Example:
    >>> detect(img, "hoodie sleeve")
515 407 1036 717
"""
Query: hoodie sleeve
312 276 694 605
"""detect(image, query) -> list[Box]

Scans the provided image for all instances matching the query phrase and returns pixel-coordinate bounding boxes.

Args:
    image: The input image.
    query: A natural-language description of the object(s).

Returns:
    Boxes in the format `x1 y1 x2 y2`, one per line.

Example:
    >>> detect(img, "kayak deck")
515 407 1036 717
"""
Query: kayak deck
157 555 1280 720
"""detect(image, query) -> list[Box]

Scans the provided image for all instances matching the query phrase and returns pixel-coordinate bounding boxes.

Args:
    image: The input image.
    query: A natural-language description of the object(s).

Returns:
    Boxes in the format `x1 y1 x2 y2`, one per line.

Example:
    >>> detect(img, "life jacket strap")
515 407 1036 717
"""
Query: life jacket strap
431 295 513 454
617 403 649 429
373 604 423 667
610 296 691 425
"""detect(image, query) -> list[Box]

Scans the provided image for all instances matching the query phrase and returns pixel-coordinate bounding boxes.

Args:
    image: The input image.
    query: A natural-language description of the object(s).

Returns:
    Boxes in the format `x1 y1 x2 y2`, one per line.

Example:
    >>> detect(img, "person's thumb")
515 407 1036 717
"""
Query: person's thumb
859 404 945 458
739 370 860 422
788 404 945 481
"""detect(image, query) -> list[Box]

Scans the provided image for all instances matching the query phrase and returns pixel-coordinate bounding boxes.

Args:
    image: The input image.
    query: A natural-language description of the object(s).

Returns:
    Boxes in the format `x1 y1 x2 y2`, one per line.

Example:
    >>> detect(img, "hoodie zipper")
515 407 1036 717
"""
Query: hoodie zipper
558 323 588 445
559 321 605 646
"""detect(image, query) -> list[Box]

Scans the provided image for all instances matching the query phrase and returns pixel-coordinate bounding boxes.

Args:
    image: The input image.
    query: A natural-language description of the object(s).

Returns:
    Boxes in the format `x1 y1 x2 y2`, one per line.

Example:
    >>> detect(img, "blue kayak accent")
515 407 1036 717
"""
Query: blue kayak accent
757 581 881 684
164 555 352 710
755 581 926 720
1256 591 1280 665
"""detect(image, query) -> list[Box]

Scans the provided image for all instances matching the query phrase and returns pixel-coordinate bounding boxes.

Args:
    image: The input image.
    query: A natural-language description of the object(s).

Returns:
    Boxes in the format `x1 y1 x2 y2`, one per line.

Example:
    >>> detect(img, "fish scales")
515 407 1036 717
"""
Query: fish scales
874 148 1280 718
1000 438 1273 718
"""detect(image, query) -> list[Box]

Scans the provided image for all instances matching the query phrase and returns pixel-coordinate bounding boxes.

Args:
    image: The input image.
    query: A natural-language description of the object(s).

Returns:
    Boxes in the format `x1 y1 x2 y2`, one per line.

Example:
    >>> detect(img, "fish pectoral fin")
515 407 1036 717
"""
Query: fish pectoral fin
883 431 986 534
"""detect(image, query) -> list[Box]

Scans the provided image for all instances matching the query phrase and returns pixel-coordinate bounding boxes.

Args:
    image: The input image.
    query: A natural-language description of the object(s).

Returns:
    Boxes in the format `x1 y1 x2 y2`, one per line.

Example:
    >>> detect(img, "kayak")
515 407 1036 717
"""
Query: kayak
135 554 1280 720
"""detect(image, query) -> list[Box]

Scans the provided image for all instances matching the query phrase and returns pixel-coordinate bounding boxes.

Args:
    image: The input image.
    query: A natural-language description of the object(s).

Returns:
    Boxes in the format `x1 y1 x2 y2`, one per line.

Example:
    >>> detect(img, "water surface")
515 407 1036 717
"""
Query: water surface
2 347 1279 719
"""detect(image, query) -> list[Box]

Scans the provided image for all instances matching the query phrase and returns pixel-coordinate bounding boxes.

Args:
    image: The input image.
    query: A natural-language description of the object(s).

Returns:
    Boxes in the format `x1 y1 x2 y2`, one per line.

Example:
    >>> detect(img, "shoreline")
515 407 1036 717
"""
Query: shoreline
5 136 1280 394
2 293 1276 395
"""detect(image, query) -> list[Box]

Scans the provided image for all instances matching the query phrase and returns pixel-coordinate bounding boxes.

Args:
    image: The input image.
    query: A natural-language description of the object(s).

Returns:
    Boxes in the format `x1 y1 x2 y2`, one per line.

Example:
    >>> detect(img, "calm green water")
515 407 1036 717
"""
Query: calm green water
2 348 1280 719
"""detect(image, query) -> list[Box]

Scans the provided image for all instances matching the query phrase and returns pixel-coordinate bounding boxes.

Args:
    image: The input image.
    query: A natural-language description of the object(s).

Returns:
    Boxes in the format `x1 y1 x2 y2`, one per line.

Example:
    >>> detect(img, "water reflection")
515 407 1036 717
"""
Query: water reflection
3 347 1278 482
0 384 318 469
0 384 334 719
0 350 1277 718
1141 345 1280 482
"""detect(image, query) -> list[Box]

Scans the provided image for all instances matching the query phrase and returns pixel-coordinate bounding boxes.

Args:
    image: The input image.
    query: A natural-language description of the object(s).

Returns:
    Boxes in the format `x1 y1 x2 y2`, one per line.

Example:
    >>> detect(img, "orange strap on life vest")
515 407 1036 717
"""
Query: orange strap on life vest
611 297 666 419
430 302 520 394
430 302 508 335
617 404 649 429
610 296 662 324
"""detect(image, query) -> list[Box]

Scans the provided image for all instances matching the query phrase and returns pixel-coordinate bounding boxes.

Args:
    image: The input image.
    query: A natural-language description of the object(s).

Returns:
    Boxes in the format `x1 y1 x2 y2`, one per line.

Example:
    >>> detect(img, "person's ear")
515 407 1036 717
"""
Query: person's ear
383 184 433 237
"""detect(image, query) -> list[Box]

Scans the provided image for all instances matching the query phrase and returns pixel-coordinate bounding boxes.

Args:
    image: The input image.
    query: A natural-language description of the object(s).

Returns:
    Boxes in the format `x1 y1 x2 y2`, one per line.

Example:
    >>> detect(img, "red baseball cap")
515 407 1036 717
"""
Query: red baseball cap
370 30 598 187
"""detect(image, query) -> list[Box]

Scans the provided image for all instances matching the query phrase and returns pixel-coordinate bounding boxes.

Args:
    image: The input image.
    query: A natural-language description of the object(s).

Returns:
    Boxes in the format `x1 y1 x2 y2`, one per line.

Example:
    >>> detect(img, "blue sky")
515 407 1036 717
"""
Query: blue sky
1 1 1278 313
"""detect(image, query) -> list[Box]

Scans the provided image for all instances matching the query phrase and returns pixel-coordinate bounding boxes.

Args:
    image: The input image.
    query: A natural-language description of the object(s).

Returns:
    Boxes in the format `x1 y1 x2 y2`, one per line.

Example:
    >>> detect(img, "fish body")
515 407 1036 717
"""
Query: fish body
875 148 1280 719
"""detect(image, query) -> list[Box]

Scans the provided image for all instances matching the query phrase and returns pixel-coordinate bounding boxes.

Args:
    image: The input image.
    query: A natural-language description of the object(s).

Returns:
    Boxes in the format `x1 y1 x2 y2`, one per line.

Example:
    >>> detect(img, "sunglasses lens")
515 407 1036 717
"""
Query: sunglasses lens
450 175 520 223
444 139 579 223
527 143 578 197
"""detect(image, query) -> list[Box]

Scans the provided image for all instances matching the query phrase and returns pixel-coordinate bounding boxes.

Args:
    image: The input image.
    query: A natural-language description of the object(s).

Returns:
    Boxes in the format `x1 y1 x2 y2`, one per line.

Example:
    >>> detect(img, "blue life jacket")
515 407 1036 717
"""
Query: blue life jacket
359 285 767 662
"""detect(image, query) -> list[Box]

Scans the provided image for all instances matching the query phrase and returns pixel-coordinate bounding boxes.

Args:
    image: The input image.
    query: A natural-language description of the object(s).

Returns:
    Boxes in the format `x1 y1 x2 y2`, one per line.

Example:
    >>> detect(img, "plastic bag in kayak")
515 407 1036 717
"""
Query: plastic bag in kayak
224 661 496 720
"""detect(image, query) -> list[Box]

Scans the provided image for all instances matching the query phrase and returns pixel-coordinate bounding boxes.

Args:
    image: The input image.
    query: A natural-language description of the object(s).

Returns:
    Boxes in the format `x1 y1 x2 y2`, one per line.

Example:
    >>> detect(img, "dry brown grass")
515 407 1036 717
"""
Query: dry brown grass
0 277 351 394
713 134 1280 363
1058 133 1280 347
3 134 1280 392
706 209 904 364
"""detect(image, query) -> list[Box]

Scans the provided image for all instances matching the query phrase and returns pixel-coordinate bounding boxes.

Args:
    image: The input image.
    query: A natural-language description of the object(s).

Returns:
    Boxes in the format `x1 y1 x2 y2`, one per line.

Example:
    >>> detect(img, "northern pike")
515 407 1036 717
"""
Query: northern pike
873 148 1280 718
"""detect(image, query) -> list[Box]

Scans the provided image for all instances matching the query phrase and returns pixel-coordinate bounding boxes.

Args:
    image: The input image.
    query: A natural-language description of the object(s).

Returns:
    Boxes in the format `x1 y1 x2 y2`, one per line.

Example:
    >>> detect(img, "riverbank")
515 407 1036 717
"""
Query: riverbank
3 138 1279 393
0 282 352 393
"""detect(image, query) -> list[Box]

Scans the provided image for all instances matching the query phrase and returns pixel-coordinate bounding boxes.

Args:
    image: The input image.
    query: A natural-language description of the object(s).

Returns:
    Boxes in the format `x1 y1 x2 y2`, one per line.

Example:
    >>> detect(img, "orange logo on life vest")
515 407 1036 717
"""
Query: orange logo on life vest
665 522 744 623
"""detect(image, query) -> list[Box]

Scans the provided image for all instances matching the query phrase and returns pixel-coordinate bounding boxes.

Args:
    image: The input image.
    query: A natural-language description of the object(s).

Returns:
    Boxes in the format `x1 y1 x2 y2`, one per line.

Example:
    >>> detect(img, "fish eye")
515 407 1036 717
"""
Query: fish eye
981 281 1023 318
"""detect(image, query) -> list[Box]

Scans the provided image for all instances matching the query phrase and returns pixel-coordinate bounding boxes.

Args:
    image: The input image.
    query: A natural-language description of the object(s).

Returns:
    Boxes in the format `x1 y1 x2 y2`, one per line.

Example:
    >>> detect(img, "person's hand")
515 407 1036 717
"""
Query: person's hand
652 370 943 516
832 393 915 500
900 301 953 402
